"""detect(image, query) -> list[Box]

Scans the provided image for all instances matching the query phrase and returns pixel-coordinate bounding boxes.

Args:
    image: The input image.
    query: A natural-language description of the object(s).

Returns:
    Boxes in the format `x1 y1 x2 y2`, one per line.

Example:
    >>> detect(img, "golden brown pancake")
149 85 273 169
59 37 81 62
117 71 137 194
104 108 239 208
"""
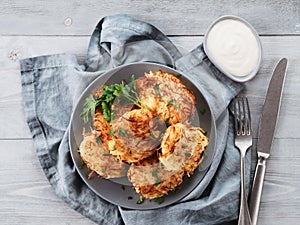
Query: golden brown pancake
79 132 128 179
94 110 163 163
136 70 196 124
159 123 209 176
127 156 184 199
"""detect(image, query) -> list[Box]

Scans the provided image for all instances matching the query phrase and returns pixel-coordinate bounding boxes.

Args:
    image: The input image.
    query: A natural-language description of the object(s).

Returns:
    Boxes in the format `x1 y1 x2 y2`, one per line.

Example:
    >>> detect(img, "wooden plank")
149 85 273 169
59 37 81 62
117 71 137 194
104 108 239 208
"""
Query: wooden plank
254 138 300 225
0 140 97 225
0 0 299 36
0 36 90 139
0 2 299 225
244 54 300 139
0 35 299 139
0 138 299 225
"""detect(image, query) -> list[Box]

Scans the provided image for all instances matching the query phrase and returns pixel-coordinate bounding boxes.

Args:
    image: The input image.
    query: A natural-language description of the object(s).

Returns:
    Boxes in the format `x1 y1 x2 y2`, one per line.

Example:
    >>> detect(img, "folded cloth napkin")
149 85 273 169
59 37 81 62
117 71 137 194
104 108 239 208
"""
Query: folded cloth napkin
20 14 250 225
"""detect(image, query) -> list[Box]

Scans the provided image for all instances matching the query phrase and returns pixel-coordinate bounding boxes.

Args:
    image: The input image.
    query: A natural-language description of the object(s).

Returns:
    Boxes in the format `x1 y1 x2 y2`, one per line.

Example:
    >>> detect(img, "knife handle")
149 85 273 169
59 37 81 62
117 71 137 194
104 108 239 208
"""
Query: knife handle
249 156 267 225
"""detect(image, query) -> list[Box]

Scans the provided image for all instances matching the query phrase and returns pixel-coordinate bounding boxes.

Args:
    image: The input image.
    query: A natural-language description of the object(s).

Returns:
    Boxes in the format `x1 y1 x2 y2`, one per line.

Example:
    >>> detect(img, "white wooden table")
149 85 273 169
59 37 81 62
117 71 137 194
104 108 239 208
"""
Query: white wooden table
0 1 299 224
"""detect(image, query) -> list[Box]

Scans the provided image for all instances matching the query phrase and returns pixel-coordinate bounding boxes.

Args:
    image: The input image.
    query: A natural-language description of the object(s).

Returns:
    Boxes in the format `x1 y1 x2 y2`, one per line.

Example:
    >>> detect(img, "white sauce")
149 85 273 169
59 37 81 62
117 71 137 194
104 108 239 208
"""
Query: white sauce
206 19 260 77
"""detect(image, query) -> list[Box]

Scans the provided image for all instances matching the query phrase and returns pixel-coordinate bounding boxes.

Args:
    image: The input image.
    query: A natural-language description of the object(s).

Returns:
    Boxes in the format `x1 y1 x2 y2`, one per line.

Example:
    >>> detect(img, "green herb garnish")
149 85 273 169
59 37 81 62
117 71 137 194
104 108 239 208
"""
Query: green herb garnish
96 137 101 144
102 153 110 156
199 108 206 115
185 152 191 158
109 130 115 136
154 197 164 204
175 74 182 79
81 94 97 123
128 196 133 200
81 75 142 123
79 161 85 169
99 84 124 122
166 99 178 109
164 118 170 126
118 128 127 137
152 170 158 178
111 109 116 121
137 195 144 204
154 180 161 187
120 75 142 108
121 185 125 190
154 83 162 98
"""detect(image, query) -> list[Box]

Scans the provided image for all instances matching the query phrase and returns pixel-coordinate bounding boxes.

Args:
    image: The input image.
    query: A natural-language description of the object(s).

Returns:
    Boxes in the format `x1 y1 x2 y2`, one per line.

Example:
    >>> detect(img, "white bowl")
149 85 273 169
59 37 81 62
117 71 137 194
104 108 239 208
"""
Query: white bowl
203 15 262 82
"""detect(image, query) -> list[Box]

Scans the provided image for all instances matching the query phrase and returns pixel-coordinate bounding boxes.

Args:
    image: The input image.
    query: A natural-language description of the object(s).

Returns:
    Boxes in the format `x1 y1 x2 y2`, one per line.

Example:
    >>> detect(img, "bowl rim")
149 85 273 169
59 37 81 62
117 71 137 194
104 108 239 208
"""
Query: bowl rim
203 15 262 83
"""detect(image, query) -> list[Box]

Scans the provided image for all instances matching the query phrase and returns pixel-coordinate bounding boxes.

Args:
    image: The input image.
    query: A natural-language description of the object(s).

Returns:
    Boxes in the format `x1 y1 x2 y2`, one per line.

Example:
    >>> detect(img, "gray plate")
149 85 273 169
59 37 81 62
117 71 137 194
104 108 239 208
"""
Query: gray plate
69 62 216 210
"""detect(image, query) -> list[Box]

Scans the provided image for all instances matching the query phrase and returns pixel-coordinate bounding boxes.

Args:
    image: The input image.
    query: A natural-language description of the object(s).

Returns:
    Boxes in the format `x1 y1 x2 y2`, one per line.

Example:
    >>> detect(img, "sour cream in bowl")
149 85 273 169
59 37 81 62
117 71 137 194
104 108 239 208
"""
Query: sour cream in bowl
204 15 262 82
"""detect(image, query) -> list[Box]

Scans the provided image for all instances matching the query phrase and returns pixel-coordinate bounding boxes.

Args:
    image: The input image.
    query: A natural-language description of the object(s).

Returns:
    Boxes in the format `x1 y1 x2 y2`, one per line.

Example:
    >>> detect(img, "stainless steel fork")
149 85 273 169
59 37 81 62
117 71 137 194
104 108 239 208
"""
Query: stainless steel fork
233 96 253 225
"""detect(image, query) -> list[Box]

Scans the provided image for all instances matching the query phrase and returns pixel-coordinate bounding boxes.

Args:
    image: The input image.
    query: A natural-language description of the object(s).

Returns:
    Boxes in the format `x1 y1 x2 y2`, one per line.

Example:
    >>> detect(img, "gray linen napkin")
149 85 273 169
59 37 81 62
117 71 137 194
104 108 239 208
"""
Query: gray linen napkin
20 14 250 225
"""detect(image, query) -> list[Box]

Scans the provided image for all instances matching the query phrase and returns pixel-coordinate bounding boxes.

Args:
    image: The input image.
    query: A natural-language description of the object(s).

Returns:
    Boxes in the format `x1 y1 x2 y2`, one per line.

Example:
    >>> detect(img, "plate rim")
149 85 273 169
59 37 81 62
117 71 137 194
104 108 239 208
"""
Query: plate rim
69 61 217 210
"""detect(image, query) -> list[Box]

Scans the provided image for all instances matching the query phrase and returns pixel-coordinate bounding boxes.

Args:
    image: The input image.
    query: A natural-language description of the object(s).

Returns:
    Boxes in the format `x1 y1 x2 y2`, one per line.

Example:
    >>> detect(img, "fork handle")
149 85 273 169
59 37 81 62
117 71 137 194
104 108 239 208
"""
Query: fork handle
238 154 252 225
249 156 267 225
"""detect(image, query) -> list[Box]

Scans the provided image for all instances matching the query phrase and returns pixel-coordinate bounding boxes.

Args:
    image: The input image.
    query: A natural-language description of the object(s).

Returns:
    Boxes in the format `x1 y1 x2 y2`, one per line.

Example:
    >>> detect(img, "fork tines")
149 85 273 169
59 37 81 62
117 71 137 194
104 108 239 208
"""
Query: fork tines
233 96 252 136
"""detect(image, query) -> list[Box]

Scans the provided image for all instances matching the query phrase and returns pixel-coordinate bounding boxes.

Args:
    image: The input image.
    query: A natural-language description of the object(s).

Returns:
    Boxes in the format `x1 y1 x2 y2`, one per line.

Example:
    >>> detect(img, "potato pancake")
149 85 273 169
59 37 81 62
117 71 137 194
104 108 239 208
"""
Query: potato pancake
79 132 128 179
159 123 209 176
94 111 163 163
136 70 196 124
127 156 184 199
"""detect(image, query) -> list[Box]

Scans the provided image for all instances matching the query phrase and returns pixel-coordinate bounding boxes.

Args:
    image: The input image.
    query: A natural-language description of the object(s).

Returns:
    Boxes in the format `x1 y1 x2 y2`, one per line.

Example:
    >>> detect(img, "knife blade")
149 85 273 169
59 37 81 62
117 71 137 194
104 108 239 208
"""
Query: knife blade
249 58 288 225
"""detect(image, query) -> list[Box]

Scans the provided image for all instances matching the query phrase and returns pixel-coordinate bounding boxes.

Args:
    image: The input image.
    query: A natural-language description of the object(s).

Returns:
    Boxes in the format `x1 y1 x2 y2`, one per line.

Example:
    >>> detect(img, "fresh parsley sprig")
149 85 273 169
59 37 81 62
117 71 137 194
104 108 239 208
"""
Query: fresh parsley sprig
99 84 123 122
81 75 142 123
120 75 142 108
81 94 97 124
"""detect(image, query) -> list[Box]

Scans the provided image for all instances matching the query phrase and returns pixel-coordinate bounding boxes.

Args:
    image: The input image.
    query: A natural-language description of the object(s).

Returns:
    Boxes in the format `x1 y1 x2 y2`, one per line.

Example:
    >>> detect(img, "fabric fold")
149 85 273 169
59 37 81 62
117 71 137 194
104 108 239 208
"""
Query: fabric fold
86 14 182 72
20 14 250 225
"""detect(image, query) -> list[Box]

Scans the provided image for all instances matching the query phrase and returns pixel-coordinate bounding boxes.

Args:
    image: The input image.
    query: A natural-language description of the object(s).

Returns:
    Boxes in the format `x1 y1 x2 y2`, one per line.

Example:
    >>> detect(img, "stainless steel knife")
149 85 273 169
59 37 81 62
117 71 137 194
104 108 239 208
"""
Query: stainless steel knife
249 58 288 225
